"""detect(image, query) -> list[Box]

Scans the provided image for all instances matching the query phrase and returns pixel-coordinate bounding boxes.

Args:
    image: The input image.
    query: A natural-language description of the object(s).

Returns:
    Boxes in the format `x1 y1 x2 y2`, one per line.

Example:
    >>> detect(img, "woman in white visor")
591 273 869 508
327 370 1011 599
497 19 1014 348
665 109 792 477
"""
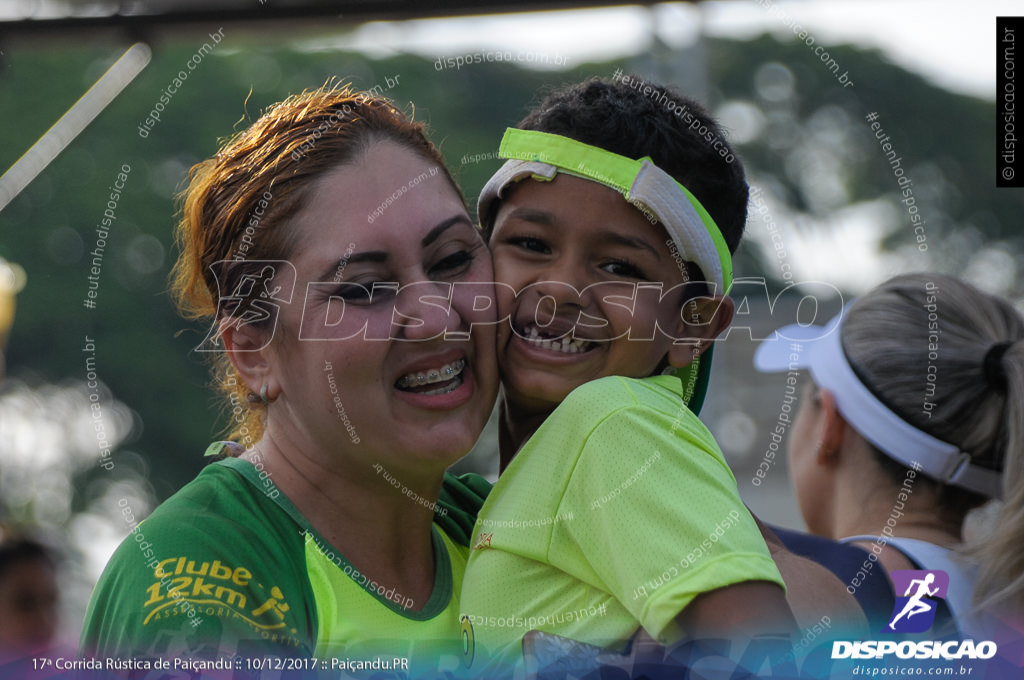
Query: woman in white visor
754 272 1022 639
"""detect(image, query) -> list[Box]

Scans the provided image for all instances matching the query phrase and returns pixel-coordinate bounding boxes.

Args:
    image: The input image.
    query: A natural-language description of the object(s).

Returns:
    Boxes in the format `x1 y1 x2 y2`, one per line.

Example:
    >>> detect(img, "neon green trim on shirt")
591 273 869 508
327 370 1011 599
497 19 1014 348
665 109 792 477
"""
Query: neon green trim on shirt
224 457 455 620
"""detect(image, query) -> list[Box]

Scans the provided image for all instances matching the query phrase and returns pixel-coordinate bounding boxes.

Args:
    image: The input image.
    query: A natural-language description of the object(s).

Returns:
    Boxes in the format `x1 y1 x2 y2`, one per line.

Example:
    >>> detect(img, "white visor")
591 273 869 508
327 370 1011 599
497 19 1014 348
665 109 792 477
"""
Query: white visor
754 308 1002 499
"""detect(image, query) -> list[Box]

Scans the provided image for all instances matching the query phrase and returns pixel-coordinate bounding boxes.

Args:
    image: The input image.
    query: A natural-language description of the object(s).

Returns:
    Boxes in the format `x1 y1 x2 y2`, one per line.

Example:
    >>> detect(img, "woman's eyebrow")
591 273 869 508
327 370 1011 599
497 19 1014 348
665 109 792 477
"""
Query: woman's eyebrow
314 214 473 282
316 251 387 282
421 214 475 248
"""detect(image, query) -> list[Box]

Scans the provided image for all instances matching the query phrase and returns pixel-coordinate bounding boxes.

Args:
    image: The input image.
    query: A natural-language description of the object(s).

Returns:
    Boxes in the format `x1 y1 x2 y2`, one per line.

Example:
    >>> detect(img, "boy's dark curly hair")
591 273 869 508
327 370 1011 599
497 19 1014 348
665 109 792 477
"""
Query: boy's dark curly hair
485 76 747 254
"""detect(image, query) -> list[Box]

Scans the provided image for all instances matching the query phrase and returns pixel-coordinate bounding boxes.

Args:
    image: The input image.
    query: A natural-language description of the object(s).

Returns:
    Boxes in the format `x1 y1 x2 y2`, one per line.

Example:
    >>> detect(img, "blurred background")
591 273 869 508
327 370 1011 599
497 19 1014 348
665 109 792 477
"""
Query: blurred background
0 0 1021 648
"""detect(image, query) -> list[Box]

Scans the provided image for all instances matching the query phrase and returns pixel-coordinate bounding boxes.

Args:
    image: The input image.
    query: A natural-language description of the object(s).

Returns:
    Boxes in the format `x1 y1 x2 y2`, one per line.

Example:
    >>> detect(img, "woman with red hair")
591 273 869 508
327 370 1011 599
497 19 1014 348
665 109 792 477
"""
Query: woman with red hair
81 83 499 671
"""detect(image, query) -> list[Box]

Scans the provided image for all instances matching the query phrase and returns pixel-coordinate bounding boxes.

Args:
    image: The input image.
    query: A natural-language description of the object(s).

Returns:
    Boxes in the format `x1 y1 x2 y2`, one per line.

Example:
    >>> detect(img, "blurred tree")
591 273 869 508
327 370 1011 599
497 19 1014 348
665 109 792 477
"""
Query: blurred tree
0 30 1017 540
707 35 1024 297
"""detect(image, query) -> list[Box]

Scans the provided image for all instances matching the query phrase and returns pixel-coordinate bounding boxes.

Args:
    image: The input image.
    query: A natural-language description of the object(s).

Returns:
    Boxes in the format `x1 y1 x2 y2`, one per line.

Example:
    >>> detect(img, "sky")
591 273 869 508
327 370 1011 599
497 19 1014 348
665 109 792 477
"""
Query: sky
295 0 1016 295
0 1 1008 99
5 1 1014 293
302 0 1010 100
5 1 1014 294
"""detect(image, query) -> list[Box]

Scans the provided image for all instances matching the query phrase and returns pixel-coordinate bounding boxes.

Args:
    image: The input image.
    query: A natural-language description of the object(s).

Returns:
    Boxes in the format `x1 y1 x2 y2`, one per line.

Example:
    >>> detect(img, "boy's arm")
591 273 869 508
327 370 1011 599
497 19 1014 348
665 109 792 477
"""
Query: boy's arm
549 394 788 644
752 513 869 634
675 580 796 638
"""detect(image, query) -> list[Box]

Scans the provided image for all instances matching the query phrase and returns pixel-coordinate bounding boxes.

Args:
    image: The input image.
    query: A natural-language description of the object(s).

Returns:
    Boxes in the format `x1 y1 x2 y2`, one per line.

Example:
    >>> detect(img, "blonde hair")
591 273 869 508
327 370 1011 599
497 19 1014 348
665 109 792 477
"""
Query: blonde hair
841 272 1024 612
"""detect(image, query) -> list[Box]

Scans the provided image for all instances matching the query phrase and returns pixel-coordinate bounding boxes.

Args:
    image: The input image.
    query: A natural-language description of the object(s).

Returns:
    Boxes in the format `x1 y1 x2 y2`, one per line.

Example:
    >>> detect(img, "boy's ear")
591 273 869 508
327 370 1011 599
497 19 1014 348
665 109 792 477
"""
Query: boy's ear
666 295 734 367
219 317 276 397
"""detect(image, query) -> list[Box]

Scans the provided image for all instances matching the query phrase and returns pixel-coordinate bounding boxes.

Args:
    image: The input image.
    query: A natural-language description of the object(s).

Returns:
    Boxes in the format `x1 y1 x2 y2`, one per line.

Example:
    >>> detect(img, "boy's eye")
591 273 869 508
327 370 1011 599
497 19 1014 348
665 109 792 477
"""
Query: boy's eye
508 236 549 254
600 259 647 280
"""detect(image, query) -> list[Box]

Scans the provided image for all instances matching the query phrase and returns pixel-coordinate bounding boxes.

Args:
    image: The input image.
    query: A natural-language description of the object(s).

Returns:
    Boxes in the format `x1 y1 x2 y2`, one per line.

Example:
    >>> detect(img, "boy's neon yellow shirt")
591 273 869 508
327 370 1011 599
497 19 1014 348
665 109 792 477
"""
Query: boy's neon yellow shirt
459 374 784 676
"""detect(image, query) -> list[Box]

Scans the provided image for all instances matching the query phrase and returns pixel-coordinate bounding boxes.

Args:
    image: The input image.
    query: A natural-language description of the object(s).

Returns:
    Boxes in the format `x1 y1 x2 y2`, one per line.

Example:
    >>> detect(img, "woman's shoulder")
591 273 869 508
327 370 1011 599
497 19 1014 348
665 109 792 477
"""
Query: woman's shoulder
82 454 315 659
102 454 307 578
139 457 288 532
107 457 311 591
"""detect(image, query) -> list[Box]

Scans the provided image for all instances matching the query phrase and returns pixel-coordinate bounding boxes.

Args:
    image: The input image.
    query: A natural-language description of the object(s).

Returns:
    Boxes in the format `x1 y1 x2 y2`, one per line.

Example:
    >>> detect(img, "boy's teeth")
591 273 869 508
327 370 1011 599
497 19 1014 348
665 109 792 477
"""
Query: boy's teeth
396 358 466 389
522 325 592 354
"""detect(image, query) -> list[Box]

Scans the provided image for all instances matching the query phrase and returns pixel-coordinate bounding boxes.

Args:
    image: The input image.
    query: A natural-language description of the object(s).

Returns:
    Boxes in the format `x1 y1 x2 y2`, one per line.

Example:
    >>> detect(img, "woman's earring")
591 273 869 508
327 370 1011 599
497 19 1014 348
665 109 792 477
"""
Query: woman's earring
260 384 269 405
816 442 836 462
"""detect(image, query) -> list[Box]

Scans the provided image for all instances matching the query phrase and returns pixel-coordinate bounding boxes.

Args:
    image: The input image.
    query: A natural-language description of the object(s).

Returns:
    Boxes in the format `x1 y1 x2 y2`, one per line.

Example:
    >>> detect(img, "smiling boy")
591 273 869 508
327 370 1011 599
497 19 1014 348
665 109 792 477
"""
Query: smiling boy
458 77 795 677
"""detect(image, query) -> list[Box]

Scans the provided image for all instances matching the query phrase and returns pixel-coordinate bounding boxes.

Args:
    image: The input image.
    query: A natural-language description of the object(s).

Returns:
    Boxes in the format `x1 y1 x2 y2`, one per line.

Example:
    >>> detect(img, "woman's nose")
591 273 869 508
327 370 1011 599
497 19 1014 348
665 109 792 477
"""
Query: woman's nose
392 280 460 342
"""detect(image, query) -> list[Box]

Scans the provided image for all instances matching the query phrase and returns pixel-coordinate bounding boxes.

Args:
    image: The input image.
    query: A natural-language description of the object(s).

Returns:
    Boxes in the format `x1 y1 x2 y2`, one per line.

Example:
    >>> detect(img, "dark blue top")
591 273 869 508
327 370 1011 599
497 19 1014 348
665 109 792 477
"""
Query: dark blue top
770 524 896 631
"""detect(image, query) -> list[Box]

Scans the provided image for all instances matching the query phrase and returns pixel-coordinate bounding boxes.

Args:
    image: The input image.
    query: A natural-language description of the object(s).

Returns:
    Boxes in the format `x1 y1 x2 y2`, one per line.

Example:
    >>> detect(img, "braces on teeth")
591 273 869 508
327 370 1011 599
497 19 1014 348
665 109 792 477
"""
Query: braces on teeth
396 358 466 389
